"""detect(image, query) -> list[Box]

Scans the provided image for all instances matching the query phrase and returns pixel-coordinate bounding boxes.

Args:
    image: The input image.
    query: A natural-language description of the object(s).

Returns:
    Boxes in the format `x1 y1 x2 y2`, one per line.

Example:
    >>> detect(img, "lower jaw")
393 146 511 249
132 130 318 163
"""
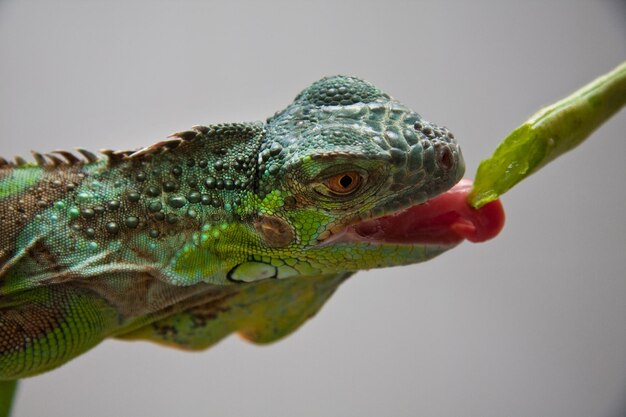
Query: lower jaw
307 239 460 274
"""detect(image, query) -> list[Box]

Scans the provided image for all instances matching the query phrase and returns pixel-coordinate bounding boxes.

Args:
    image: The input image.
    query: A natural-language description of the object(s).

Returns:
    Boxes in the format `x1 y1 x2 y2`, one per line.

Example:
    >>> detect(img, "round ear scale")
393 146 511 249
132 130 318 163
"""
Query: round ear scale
325 172 361 195
254 215 295 248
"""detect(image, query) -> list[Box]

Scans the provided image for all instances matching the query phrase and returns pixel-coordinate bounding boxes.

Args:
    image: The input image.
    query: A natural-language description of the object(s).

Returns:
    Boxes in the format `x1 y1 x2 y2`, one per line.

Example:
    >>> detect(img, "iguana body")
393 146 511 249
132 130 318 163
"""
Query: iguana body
0 76 504 382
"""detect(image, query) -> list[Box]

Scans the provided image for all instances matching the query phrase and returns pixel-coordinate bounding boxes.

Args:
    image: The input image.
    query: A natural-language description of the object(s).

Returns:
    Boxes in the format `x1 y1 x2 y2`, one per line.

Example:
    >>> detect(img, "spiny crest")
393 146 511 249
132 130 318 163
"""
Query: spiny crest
125 124 211 159
0 148 99 168
0 124 229 168
124 123 262 160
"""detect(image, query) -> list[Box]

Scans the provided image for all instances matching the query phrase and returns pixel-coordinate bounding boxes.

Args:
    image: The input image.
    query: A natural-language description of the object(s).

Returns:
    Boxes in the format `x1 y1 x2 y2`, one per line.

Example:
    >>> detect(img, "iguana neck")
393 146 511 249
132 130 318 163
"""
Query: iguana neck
0 123 267 288
98 122 266 227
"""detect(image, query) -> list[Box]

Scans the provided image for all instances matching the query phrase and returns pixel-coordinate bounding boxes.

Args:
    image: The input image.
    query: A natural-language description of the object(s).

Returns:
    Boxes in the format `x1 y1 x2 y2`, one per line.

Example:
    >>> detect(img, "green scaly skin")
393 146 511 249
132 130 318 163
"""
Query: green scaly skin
0 76 464 385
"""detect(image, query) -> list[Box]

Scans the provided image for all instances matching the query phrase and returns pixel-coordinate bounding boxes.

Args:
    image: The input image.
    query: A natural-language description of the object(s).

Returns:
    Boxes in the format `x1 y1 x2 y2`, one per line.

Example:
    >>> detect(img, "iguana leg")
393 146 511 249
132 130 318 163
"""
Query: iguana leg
0 272 201 409
119 272 352 350
0 270 223 379
0 285 120 380
0 380 17 417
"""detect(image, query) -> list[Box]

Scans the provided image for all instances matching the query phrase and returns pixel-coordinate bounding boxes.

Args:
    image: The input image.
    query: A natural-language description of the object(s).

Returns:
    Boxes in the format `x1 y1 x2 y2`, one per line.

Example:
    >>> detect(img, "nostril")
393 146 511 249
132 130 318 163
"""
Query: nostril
439 147 453 170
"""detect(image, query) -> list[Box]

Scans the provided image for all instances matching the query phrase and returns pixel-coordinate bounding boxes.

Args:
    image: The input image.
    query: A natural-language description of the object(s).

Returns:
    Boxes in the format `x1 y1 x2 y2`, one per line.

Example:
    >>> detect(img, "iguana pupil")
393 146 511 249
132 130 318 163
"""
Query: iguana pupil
339 175 352 188
325 171 361 195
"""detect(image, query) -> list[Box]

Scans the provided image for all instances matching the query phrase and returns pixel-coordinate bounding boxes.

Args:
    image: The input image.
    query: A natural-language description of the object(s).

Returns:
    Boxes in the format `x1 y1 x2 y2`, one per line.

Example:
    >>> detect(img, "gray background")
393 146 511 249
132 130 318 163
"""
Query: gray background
1 1 625 416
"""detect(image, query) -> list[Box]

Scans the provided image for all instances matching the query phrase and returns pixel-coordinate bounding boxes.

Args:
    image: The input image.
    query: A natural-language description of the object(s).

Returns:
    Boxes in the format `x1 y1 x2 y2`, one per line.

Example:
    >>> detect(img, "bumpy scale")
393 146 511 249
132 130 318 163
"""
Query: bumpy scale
0 76 503 380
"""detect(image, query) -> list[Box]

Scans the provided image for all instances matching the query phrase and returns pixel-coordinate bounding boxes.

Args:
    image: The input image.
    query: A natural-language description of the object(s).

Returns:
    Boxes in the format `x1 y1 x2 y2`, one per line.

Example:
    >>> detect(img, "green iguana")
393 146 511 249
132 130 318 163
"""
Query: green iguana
0 76 505 411
3 60 624 414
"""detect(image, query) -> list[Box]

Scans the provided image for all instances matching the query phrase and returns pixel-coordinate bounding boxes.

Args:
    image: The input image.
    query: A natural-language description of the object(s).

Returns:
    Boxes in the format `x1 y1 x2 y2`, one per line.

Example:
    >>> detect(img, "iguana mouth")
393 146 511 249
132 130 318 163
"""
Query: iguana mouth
325 179 505 246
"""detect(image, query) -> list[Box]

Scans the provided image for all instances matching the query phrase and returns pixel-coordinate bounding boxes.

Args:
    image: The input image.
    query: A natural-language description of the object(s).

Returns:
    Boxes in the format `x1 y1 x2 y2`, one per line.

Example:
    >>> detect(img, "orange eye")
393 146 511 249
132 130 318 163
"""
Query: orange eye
325 171 361 195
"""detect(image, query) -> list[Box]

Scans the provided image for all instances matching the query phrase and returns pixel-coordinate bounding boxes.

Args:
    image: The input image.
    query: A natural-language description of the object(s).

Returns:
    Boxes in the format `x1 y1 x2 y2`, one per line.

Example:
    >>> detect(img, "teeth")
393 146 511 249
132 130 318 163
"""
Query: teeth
317 190 443 245
386 200 401 212
398 197 412 208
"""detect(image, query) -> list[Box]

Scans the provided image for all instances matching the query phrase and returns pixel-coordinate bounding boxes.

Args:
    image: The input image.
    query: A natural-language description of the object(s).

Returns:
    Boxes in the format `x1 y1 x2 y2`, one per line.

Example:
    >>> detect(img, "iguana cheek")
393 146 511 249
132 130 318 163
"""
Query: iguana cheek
254 215 294 248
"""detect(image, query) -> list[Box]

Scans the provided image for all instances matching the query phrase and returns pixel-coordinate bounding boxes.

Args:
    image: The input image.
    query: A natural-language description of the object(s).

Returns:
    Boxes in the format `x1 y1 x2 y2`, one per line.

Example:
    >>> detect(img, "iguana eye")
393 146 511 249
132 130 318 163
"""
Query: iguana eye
325 171 361 195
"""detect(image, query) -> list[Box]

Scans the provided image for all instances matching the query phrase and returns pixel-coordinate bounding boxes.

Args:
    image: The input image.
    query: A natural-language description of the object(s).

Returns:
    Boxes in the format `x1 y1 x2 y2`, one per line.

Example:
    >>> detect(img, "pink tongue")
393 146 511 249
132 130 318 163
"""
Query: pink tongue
353 179 505 245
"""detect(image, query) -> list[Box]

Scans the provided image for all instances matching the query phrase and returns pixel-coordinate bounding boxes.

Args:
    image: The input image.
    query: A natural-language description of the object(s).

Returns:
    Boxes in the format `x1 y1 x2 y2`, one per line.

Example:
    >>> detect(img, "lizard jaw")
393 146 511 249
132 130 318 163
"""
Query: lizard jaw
321 179 505 246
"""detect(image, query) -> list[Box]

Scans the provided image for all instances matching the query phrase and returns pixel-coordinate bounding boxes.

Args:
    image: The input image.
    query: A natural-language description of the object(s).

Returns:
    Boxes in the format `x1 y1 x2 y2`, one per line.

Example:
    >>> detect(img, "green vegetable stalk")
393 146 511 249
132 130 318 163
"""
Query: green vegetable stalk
0 381 17 417
469 61 626 209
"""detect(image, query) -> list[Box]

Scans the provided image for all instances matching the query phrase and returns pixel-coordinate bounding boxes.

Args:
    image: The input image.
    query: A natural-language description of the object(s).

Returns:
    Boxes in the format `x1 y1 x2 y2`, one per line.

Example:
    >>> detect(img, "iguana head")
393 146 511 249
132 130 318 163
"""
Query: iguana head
229 76 504 282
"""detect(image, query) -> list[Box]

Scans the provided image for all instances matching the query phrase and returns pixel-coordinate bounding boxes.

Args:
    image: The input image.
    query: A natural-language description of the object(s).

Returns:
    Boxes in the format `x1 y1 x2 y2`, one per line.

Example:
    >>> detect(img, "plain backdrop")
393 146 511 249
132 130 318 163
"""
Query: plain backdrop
1 1 625 416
